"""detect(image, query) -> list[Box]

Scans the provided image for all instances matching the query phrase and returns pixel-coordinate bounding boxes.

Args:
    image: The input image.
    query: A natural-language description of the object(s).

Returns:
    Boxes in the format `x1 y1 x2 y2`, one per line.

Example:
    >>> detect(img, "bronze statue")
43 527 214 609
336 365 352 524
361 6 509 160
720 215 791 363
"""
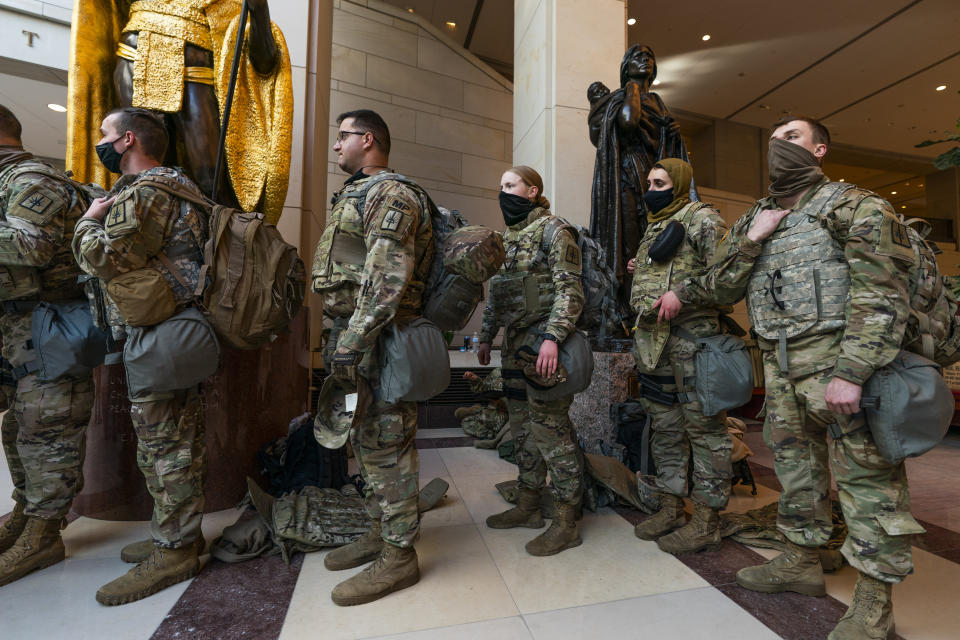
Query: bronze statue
587 44 693 302
66 0 293 223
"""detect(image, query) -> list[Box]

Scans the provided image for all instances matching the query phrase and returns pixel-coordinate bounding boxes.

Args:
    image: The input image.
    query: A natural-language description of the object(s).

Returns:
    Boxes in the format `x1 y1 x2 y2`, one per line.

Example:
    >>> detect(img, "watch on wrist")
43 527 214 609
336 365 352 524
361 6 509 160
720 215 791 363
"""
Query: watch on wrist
541 332 558 343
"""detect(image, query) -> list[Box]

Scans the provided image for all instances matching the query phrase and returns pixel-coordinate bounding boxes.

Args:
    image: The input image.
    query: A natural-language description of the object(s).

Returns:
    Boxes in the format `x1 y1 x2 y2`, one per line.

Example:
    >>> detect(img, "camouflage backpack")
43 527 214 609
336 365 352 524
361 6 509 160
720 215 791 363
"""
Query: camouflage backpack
540 221 626 338
132 176 306 350
351 173 505 331
896 217 960 366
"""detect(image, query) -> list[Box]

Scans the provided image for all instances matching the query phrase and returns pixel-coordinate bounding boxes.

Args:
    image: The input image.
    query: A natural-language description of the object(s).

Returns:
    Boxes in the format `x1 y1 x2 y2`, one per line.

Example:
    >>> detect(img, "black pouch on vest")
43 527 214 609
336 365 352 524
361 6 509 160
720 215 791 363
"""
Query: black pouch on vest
647 220 685 263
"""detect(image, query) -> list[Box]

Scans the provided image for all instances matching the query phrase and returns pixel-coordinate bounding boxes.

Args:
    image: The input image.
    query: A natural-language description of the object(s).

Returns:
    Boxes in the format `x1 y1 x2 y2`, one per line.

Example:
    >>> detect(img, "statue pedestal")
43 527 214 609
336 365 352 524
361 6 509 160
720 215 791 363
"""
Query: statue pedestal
72 311 310 520
571 340 634 457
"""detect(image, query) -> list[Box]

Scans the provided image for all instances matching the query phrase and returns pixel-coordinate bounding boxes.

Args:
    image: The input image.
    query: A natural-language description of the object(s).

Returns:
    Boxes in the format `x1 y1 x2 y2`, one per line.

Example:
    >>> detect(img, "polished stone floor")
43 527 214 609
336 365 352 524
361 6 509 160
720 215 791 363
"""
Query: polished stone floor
1 423 959 639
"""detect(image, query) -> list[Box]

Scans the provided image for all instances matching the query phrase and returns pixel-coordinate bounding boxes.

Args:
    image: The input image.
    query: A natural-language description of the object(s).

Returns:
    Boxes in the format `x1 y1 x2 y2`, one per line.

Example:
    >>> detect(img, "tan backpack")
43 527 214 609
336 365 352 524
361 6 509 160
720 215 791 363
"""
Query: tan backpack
137 176 306 350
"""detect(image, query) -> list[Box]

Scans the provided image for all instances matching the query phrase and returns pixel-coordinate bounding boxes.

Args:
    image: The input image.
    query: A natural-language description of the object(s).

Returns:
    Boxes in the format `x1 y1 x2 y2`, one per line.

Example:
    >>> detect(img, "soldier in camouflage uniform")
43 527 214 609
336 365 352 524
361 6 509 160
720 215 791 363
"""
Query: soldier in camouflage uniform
72 107 209 606
627 158 733 554
311 109 434 606
0 105 95 588
666 117 917 639
477 165 586 556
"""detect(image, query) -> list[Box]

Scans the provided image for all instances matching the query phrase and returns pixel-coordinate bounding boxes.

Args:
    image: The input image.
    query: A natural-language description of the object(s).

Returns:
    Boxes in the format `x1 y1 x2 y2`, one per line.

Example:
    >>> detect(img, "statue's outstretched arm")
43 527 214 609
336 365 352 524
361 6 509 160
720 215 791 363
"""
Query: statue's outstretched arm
618 81 644 131
247 0 279 74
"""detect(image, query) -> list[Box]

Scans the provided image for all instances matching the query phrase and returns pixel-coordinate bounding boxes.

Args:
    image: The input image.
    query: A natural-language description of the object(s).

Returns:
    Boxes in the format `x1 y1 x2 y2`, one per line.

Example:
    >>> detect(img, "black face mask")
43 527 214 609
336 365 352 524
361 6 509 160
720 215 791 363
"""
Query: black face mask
643 187 674 214
95 137 126 174
499 191 536 226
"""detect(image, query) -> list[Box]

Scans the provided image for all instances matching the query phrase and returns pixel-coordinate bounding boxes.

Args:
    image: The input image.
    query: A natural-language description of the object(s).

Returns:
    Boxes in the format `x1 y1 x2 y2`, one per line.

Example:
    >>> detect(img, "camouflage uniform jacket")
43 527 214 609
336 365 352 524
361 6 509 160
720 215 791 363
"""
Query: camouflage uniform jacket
630 201 729 369
311 171 434 354
674 177 911 384
0 146 86 301
72 166 207 330
479 208 584 344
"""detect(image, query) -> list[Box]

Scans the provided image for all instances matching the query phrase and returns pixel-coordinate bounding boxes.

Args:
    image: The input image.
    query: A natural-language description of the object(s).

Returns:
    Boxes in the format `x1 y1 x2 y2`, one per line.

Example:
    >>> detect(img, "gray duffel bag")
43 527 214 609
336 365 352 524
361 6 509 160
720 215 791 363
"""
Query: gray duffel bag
675 328 753 416
123 307 221 397
860 350 953 464
32 300 110 381
524 330 595 401
378 318 450 404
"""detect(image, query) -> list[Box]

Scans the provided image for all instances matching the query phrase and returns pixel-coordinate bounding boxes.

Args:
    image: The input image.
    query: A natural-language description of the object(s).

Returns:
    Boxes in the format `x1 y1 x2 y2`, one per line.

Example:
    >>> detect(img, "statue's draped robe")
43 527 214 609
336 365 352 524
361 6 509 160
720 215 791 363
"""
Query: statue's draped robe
67 0 293 223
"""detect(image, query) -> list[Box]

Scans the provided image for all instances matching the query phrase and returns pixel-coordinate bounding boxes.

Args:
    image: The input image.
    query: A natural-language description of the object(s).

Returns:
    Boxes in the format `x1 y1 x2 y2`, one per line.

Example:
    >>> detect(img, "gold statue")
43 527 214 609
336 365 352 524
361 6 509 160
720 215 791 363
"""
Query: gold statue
67 0 293 223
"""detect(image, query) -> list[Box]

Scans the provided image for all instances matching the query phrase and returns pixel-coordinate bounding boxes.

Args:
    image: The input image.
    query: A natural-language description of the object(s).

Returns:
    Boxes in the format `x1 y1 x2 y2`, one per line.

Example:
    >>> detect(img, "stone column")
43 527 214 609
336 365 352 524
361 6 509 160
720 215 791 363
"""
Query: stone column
513 0 626 227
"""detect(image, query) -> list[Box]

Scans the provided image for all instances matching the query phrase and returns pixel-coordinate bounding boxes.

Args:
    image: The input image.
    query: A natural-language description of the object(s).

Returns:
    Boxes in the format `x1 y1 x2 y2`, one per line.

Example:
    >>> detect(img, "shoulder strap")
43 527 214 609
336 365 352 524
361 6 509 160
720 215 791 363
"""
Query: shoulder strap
539 216 577 254
135 175 214 211
352 172 434 218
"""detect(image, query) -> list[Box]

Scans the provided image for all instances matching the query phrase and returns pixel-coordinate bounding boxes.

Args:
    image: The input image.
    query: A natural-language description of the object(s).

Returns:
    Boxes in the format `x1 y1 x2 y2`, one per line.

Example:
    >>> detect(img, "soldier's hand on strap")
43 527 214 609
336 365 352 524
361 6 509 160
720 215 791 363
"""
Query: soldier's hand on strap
536 338 559 378
653 291 683 323
477 342 491 366
83 196 116 221
627 258 636 274
331 348 362 386
747 208 790 243
825 377 862 415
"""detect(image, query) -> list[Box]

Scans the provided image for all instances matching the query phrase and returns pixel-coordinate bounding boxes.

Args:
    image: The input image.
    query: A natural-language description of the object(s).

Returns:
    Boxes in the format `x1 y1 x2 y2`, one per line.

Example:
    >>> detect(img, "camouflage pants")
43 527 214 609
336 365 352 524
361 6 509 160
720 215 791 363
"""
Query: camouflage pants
0 311 94 520
762 350 919 583
636 333 732 510
501 328 584 506
349 398 419 548
129 386 206 548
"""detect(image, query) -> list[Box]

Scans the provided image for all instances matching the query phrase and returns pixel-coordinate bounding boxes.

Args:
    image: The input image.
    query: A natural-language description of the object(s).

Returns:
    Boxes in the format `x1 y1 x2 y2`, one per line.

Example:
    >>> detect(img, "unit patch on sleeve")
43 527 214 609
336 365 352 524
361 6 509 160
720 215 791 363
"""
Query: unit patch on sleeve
876 218 915 262
564 244 581 268
105 197 139 237
8 183 62 224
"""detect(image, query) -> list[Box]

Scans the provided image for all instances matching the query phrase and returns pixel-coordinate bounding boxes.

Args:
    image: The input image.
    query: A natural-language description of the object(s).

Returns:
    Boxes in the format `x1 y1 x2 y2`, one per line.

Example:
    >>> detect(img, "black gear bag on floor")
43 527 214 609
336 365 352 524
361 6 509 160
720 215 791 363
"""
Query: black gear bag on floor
611 400 657 477
257 414 350 495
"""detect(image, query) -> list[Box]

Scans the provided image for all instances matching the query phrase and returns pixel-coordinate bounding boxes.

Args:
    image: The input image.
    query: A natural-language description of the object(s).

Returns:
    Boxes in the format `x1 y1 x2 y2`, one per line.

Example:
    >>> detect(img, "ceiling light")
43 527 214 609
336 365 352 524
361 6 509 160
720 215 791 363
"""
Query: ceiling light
445 20 456 28
627 18 637 26
652 79 661 86
839 178 845 182
891 191 897 195
405 6 414 12
936 85 947 91
901 205 907 209
47 103 66 113
701 34 711 41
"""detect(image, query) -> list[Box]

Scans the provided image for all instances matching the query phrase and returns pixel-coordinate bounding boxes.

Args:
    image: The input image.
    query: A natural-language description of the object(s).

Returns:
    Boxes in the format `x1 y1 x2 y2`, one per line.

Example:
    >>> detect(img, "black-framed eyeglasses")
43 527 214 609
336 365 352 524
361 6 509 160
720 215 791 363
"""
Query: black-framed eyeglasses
336 130 369 143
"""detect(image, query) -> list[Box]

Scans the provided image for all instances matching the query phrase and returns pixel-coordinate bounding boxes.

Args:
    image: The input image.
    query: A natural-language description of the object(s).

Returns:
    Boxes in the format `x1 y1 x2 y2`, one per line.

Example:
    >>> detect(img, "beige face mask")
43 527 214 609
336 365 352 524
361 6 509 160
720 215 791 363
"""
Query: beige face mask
767 137 824 199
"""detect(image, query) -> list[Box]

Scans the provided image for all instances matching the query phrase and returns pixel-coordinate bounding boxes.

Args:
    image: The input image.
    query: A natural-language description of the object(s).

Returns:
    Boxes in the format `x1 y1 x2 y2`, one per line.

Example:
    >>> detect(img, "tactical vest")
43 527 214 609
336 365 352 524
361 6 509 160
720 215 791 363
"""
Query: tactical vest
631 202 714 369
746 183 857 348
488 210 573 330
0 159 86 302
311 173 432 320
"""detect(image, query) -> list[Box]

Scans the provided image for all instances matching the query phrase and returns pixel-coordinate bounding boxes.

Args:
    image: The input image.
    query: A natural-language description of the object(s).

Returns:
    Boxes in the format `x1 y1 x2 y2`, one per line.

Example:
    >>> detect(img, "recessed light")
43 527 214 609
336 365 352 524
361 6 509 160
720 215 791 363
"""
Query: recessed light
891 191 897 195
839 178 845 182
47 103 66 113
405 6 414 12
627 18 637 26
701 34 711 41
445 20 456 28
901 205 907 209
652 79 661 86
936 85 947 91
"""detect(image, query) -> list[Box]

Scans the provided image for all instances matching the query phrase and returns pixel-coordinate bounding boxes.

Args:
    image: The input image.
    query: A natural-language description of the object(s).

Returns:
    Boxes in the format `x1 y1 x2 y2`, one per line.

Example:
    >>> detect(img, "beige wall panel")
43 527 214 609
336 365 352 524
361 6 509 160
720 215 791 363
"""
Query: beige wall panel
366 55 464 111
415 112 506 160
418 36 504 92
551 106 594 227
389 140 462 185
512 0 549 145
461 154 512 192
513 109 548 175
463 82 513 123
330 44 366 83
554 0 624 109
336 80 392 103
334 10 418 64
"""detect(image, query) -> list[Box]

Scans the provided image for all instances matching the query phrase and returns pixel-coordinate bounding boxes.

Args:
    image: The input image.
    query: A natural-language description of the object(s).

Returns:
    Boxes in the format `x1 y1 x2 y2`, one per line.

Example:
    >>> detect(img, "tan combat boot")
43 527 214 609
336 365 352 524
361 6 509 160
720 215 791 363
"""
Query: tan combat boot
634 494 685 541
656 501 721 554
330 544 420 606
486 487 545 529
96 545 200 606
827 572 895 640
735 540 826 596
324 520 384 571
0 516 65 587
121 532 206 564
525 502 582 556
0 502 27 553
